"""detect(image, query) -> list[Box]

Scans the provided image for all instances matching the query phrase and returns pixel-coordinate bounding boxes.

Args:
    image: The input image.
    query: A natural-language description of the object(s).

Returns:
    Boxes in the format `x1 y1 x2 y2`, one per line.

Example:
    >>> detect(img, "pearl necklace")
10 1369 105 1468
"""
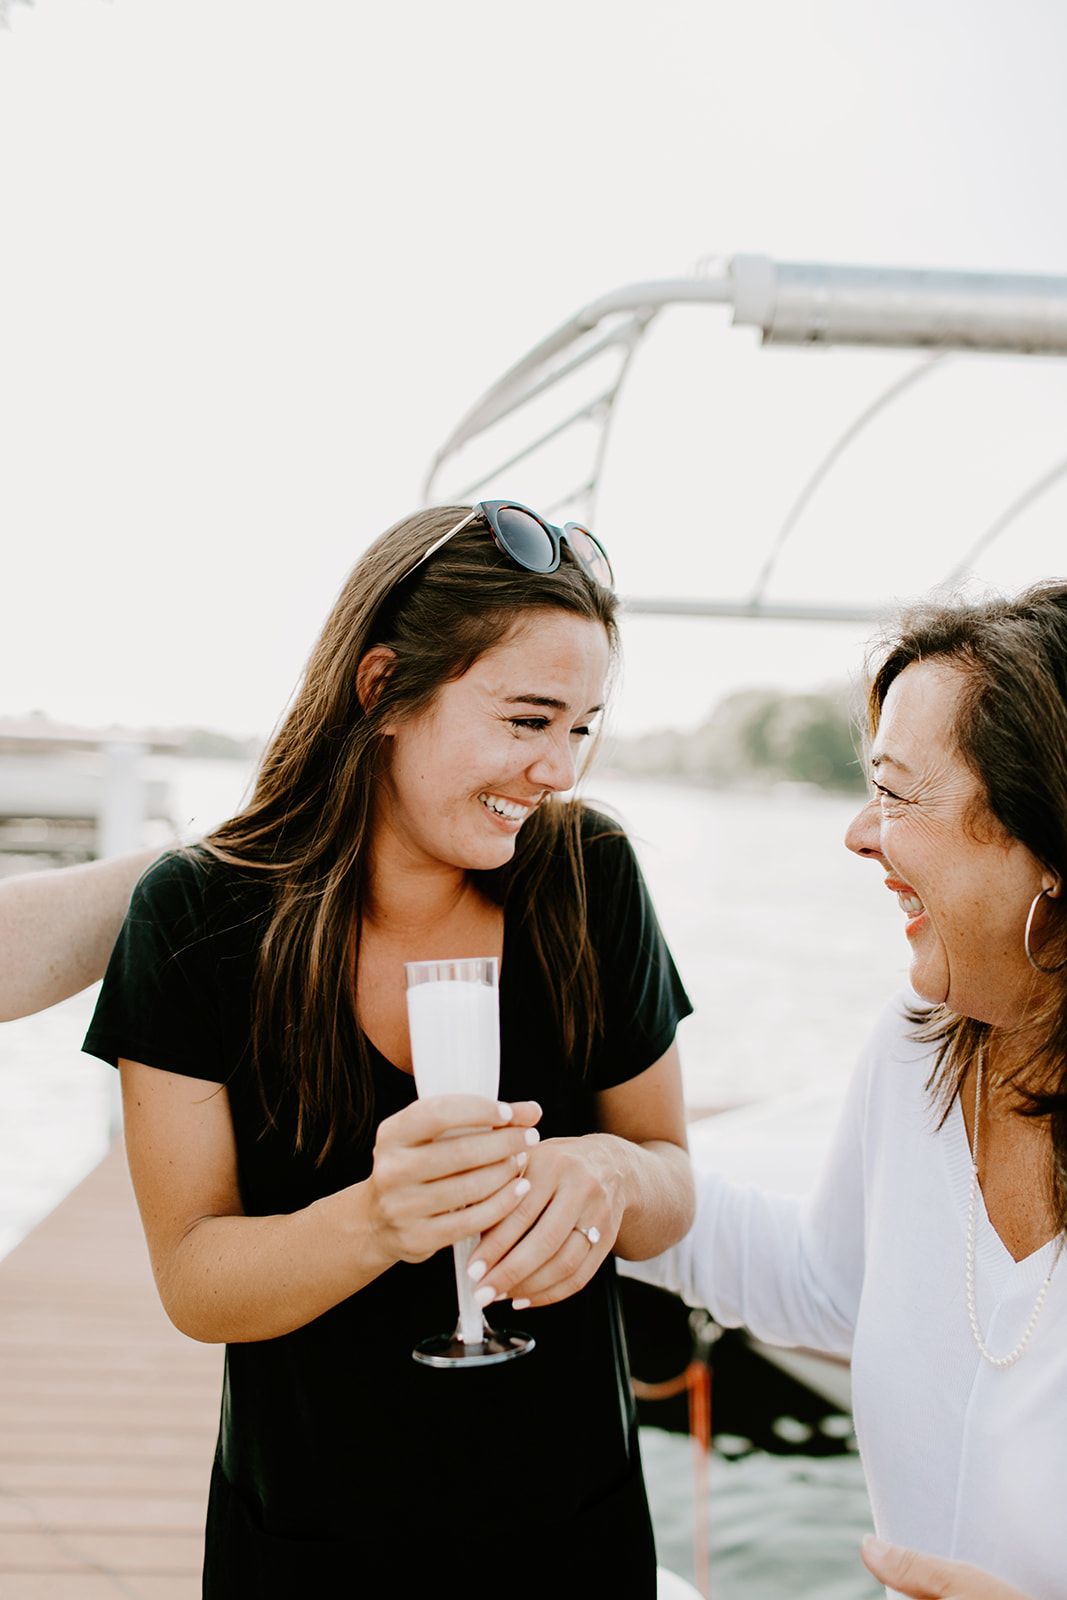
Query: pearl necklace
966 1046 1061 1368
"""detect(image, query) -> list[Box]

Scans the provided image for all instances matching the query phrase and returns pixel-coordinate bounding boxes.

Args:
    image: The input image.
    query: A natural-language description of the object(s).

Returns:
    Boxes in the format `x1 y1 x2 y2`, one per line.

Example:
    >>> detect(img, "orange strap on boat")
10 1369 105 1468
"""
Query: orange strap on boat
687 1361 712 1598
631 1361 713 1598
630 1369 693 1401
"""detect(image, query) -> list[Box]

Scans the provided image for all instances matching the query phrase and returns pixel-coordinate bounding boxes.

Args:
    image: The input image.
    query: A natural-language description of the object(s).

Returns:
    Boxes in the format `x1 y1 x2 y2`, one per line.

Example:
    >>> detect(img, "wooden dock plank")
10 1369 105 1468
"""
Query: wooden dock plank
0 1141 222 1597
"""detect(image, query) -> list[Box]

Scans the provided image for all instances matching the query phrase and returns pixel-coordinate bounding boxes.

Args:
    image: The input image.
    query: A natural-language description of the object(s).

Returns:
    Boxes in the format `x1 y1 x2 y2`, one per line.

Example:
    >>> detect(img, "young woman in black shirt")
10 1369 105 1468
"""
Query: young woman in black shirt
86 502 694 1597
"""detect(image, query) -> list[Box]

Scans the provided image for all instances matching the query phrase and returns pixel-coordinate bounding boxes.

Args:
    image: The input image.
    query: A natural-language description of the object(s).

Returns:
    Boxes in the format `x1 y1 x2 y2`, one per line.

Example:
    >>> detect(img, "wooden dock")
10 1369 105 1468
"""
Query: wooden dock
0 1140 222 1599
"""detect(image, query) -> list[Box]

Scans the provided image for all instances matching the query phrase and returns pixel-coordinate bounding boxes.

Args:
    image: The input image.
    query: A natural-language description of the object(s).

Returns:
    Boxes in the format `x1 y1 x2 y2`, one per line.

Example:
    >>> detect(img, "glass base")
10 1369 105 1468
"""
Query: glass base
412 1328 535 1368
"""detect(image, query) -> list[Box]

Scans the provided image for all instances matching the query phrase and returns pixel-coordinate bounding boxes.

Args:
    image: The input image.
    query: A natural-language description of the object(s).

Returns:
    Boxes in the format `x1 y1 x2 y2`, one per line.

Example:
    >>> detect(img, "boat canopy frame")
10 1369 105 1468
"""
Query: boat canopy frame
423 256 1067 623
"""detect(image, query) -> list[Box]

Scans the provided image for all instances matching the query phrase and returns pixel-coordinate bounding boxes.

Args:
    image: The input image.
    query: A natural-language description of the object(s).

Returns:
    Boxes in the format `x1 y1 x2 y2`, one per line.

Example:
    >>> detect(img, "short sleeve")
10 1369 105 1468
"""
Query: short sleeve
582 813 693 1091
82 851 231 1083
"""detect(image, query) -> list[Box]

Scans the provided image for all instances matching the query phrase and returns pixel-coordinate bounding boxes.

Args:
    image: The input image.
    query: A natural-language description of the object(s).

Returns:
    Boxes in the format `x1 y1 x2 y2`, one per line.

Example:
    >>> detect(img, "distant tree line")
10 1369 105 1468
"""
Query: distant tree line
179 728 262 761
603 684 866 792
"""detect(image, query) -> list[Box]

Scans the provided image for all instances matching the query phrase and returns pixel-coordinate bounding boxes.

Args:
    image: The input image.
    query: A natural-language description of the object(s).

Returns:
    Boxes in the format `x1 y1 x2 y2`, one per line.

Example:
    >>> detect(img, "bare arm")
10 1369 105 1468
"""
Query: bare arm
120 1058 542 1344
598 1040 695 1261
0 848 160 1022
466 1041 696 1309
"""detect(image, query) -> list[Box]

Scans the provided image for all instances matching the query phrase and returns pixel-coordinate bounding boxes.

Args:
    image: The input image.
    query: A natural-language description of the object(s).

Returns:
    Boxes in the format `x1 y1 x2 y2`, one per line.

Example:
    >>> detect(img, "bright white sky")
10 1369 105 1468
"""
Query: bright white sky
3 0 1067 739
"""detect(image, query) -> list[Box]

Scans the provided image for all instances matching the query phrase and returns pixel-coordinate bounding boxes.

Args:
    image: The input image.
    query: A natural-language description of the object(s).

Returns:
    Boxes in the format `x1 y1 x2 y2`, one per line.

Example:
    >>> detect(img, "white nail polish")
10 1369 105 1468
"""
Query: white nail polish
474 1285 495 1308
514 1178 531 1197
524 1128 540 1146
467 1258 487 1283
512 1298 531 1311
497 1102 513 1122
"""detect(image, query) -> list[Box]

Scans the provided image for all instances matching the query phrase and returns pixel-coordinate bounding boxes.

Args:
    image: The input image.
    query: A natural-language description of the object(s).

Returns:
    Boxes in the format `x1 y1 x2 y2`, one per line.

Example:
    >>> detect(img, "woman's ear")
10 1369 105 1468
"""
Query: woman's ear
356 647 397 716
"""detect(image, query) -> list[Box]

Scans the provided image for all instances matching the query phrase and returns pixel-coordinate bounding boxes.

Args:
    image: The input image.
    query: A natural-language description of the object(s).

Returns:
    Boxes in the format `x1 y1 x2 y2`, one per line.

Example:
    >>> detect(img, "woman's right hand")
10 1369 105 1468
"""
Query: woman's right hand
122 1063 543 1344
367 1096 543 1266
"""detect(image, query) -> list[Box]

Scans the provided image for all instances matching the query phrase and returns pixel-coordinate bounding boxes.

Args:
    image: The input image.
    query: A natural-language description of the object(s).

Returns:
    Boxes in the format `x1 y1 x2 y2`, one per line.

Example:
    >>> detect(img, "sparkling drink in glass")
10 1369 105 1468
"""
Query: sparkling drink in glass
405 956 535 1368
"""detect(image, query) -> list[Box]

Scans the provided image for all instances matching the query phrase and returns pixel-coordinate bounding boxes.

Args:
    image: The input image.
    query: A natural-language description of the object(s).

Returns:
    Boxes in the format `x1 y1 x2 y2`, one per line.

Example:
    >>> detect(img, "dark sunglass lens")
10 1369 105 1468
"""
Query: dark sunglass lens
495 507 556 571
566 526 614 587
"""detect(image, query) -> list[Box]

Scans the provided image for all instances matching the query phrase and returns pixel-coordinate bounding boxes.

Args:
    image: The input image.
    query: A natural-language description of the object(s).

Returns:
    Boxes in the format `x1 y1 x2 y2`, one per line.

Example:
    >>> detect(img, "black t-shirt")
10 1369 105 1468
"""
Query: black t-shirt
85 811 691 1595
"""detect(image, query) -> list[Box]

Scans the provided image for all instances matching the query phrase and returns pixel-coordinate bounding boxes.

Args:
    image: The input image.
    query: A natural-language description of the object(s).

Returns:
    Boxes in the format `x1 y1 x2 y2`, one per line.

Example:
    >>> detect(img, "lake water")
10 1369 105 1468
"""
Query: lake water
0 765 904 1597
644 1433 880 1599
589 774 907 1111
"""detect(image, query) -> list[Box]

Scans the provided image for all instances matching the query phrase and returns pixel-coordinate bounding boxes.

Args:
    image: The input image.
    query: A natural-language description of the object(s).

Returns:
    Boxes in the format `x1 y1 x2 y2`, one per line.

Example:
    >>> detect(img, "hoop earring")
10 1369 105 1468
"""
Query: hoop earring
1024 887 1067 974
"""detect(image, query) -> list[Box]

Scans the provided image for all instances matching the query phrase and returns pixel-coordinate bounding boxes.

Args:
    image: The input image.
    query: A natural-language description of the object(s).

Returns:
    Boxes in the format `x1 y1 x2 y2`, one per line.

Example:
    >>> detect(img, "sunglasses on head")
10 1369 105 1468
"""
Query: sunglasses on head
399 500 614 590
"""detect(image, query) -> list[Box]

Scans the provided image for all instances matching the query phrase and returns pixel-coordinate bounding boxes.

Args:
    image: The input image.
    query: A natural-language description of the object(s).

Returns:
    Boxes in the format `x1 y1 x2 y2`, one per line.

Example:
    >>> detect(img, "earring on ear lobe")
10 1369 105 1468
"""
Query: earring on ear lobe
1024 885 1067 974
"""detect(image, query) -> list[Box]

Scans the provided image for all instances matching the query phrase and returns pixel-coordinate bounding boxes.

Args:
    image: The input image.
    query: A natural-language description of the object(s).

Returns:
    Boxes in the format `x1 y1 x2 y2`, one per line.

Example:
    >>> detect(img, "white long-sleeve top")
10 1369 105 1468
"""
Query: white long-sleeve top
630 995 1067 1599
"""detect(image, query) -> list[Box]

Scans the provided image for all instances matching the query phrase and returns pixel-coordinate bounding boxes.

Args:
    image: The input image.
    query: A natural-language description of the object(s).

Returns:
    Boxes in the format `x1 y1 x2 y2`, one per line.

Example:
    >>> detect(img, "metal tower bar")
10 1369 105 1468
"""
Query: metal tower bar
425 255 1067 619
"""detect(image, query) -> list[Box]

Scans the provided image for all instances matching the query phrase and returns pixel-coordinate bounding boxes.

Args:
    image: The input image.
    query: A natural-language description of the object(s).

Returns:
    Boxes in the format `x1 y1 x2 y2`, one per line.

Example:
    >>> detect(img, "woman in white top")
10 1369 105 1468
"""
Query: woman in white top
636 583 1067 1600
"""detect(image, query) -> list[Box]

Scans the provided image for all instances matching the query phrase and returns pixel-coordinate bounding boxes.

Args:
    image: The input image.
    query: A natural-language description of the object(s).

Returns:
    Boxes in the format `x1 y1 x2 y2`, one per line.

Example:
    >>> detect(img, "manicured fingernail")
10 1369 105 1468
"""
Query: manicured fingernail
524 1129 540 1146
467 1258 487 1283
496 1102 513 1122
512 1298 531 1310
515 1150 528 1172
861 1536 890 1559
514 1178 531 1197
474 1285 495 1307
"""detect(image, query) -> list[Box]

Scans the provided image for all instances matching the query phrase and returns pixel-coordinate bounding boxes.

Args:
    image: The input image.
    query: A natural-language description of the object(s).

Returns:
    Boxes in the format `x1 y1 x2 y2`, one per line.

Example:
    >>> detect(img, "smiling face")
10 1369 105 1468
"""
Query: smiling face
845 658 1055 1026
373 609 611 876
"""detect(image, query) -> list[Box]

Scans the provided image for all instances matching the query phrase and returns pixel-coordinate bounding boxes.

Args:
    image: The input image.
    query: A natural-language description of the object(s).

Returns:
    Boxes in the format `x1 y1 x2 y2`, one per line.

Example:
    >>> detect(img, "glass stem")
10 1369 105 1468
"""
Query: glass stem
452 1235 485 1344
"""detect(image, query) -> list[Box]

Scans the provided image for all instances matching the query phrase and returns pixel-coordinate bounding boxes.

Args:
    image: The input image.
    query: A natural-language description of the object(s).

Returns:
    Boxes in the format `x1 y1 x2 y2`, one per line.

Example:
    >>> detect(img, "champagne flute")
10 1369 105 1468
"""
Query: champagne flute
405 956 535 1368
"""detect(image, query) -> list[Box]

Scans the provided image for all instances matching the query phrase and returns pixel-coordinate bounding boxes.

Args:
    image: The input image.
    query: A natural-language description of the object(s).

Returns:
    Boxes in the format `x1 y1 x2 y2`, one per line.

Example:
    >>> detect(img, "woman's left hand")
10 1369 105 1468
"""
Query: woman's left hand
464 1043 696 1310
465 1133 621 1310
860 1537 1034 1599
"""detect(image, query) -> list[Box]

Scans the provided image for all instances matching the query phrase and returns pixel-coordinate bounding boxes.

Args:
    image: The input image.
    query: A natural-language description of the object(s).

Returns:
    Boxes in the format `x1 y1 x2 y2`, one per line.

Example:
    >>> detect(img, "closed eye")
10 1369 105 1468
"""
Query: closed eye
508 716 597 736
872 778 905 802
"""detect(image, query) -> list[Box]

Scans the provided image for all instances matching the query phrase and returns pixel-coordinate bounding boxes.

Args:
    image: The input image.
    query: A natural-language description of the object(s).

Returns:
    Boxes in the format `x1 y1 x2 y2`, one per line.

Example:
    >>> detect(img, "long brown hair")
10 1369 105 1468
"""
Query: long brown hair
202 506 619 1158
864 581 1067 1225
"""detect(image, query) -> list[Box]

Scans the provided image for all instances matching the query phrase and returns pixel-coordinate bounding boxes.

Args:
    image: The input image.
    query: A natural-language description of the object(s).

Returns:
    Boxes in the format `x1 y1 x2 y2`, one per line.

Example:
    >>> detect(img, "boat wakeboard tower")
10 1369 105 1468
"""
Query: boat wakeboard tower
423 255 1067 623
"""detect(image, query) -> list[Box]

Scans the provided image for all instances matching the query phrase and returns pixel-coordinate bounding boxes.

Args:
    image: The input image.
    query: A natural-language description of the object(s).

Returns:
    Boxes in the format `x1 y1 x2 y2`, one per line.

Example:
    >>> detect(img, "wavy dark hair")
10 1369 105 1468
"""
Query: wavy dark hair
200 506 619 1159
864 580 1067 1225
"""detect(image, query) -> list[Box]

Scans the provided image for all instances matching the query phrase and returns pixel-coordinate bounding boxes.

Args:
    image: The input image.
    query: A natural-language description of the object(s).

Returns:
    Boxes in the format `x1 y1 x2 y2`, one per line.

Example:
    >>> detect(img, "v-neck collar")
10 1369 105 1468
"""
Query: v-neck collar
944 1096 1062 1287
362 913 512 1082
